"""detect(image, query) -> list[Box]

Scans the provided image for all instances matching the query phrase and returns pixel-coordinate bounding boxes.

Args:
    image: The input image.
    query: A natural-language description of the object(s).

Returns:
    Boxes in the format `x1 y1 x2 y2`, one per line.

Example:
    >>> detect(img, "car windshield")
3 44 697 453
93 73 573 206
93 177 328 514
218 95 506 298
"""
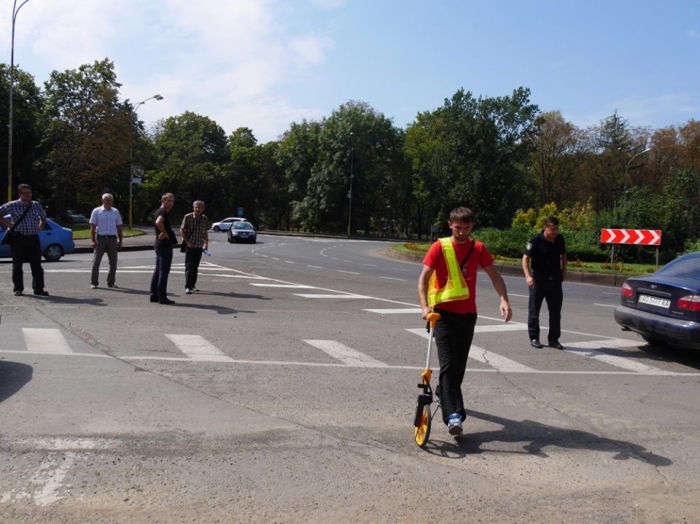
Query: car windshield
657 255 700 279
233 222 253 230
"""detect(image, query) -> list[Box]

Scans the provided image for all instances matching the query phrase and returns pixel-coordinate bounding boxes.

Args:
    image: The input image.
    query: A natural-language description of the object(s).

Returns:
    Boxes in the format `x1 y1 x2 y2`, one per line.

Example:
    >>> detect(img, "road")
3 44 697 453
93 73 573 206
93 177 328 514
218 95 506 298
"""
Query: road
1 234 699 523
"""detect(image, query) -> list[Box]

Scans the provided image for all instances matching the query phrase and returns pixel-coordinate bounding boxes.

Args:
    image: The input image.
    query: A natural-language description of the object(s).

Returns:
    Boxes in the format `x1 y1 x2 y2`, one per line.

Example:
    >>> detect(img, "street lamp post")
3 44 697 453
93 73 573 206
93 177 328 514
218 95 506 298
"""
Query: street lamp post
624 147 651 191
347 138 354 237
7 0 31 202
128 94 163 229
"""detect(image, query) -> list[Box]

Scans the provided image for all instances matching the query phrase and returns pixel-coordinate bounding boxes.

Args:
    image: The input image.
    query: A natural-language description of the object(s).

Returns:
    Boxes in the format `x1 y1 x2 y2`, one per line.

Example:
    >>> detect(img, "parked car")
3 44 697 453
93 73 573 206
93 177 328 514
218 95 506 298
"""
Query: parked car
0 218 76 262
614 251 700 350
211 217 247 232
227 221 257 244
66 210 88 223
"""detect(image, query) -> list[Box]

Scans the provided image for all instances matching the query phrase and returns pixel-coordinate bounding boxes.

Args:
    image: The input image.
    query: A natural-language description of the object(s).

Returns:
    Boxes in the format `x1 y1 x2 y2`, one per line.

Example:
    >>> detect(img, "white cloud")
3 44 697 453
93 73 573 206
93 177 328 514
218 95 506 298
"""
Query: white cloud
1 0 338 142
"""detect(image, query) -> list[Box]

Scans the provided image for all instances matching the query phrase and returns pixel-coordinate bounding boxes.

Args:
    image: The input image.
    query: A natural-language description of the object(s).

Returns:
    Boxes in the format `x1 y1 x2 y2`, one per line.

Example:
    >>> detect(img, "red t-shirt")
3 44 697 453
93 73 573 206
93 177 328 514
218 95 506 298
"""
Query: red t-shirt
423 238 494 314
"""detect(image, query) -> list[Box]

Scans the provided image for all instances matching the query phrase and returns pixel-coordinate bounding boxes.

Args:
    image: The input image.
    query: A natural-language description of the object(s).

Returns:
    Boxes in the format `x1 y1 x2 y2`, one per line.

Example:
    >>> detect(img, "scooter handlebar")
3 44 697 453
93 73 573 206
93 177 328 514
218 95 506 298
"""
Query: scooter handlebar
426 311 440 329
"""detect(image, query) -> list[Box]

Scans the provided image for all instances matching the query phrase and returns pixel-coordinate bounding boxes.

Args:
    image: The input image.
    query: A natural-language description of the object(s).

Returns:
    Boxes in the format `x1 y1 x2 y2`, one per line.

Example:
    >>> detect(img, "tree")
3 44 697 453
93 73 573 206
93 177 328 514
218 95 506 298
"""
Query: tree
529 111 584 207
0 65 44 200
295 101 404 234
146 111 229 218
406 87 540 229
276 120 323 230
41 59 129 217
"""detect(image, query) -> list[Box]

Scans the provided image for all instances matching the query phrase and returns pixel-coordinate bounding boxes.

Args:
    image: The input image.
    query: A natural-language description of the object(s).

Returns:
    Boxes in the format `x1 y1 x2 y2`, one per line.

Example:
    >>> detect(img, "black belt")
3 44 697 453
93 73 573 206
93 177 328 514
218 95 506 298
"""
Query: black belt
97 235 117 238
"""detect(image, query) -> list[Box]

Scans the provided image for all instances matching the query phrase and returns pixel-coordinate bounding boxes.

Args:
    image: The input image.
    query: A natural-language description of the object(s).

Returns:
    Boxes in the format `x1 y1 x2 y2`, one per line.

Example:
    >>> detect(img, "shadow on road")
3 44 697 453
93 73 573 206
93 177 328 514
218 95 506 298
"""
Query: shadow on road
0 360 33 403
423 409 672 467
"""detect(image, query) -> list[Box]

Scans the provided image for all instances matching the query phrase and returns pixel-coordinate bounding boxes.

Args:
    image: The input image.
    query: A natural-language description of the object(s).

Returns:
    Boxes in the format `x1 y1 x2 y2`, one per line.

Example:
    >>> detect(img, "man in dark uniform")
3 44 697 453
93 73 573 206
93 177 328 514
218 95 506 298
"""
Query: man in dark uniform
522 216 567 349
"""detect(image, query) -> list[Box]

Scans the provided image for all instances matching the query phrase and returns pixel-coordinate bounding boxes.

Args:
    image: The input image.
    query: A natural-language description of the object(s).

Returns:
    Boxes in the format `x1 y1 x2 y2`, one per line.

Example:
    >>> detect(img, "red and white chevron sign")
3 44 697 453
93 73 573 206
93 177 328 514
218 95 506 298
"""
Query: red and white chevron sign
600 229 662 246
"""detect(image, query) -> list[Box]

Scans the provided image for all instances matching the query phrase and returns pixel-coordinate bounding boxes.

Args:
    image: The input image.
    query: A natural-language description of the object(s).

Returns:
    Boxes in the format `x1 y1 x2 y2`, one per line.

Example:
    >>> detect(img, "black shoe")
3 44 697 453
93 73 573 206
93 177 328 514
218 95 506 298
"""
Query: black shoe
34 290 49 296
159 298 175 305
150 295 159 303
549 339 564 350
530 339 543 349
14 290 23 296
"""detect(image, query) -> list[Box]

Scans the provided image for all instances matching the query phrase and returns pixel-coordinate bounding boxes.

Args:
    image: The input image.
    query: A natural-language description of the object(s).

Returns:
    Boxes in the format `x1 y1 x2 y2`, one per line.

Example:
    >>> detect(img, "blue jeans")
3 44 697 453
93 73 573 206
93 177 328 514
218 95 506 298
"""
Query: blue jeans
150 242 173 300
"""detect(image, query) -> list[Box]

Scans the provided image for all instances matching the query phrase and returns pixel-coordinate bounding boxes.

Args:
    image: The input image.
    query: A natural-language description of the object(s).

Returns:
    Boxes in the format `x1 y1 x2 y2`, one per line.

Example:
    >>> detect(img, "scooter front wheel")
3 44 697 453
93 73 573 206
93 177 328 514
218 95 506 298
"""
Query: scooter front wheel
414 399 432 448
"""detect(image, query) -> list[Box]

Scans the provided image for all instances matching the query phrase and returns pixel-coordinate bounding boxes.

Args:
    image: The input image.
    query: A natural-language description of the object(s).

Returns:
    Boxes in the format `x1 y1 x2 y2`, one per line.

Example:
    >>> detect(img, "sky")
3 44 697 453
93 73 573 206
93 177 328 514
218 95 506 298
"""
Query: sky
1 0 699 144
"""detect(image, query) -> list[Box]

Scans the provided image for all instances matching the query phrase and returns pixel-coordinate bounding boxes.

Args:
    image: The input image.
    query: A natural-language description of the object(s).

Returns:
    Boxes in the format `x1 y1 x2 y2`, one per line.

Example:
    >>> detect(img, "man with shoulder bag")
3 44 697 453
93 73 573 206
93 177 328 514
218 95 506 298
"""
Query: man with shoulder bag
0 184 50 296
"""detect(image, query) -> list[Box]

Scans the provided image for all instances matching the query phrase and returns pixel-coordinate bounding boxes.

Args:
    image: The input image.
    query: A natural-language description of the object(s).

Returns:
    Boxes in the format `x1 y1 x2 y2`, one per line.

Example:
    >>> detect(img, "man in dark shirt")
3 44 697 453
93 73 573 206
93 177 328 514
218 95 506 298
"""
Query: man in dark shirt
522 216 567 349
149 193 177 305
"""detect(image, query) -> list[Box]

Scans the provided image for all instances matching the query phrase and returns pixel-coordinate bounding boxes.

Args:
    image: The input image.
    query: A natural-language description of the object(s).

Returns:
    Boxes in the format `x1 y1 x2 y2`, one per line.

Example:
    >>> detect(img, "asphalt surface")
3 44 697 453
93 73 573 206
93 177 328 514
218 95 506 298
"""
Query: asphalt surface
76 229 625 287
2 234 698 523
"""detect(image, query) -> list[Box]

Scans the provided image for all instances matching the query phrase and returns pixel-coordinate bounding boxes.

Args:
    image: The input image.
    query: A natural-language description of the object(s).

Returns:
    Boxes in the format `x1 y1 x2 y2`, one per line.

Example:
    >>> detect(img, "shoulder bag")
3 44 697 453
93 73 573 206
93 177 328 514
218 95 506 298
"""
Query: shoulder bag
1 204 33 245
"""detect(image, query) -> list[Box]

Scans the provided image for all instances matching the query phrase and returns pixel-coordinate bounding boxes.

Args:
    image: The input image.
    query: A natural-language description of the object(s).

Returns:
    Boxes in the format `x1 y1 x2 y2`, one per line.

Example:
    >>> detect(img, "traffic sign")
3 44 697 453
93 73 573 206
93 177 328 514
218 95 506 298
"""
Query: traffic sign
600 229 662 246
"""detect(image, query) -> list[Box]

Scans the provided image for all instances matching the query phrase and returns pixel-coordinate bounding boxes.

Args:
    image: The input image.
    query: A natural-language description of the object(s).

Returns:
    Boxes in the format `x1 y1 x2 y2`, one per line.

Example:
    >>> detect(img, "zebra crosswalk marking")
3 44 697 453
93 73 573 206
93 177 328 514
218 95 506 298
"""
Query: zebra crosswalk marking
294 294 369 299
405 328 535 372
362 308 422 314
23 328 73 355
562 338 665 373
303 340 388 368
165 334 234 362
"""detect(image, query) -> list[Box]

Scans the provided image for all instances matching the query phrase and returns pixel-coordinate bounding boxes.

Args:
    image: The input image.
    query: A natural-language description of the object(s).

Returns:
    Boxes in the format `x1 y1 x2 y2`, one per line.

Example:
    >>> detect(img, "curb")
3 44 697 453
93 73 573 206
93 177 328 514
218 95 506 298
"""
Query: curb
384 248 624 287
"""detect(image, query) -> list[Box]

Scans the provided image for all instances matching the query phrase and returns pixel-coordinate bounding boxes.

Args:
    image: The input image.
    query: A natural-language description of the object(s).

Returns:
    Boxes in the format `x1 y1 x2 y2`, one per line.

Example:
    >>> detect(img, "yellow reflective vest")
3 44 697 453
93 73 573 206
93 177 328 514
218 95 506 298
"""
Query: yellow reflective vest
428 238 471 307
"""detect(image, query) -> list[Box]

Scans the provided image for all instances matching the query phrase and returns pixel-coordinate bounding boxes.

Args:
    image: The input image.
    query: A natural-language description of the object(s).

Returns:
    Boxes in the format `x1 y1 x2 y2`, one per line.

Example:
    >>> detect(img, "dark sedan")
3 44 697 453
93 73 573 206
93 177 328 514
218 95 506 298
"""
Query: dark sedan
614 251 700 349
227 221 257 244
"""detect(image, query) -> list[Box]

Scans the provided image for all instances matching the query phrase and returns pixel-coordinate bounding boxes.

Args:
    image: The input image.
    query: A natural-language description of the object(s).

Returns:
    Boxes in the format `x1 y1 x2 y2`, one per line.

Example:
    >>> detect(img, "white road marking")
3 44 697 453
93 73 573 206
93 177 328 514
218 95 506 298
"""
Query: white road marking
2 452 77 506
563 338 665 373
303 340 388 368
294 293 369 299
23 328 73 355
338 270 361 275
474 323 528 333
510 293 529 298
363 308 422 314
165 334 234 362
594 303 617 308
406 328 535 372
307 265 323 269
249 283 316 288
379 276 407 282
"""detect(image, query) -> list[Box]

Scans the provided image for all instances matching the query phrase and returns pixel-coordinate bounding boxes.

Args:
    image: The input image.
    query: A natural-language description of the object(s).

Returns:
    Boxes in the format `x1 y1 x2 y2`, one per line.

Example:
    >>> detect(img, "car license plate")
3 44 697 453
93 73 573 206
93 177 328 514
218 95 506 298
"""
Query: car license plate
638 294 671 308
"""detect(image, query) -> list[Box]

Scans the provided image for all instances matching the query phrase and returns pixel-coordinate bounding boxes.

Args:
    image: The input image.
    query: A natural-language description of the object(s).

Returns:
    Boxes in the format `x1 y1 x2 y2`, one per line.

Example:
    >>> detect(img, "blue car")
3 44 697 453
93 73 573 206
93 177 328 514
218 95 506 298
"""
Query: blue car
614 251 700 350
0 218 76 262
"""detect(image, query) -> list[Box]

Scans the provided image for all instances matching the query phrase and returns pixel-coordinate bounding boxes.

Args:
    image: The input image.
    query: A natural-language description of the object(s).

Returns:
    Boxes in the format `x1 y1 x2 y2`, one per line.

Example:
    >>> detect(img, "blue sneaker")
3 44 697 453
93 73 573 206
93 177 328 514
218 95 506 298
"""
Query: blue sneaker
447 413 463 436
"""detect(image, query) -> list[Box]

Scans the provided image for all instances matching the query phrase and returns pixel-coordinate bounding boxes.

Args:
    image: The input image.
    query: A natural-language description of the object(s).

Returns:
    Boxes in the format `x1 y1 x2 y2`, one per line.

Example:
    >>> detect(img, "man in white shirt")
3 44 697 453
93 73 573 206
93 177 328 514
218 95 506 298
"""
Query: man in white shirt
89 193 123 289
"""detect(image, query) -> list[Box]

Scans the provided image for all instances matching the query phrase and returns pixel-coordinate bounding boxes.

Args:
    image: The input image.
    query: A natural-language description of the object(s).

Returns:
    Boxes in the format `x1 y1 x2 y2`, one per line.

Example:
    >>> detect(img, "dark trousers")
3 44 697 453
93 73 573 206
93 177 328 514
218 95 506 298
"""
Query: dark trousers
10 234 45 292
184 247 203 289
434 310 478 425
150 243 173 300
91 236 118 286
527 275 563 341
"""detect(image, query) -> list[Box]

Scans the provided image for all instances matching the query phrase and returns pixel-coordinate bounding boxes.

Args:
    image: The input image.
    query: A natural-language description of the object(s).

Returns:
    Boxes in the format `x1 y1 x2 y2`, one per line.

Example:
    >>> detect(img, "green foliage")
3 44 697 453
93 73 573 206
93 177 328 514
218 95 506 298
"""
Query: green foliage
405 87 541 233
471 227 530 259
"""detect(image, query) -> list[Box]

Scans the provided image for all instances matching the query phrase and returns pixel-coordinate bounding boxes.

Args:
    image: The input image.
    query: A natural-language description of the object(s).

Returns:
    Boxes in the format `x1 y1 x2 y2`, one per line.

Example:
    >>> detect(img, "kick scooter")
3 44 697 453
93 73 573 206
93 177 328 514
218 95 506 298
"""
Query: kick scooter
413 312 440 448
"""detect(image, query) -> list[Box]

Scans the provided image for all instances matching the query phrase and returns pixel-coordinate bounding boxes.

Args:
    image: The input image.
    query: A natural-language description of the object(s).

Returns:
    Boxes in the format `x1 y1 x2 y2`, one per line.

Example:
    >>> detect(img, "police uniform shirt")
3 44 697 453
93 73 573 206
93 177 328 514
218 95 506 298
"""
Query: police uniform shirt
525 232 566 276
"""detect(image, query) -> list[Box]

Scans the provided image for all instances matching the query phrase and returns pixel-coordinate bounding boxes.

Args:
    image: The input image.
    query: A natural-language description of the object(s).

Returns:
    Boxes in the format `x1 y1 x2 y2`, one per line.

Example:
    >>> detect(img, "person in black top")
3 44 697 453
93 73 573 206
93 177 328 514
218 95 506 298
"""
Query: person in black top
522 216 567 349
149 193 177 304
